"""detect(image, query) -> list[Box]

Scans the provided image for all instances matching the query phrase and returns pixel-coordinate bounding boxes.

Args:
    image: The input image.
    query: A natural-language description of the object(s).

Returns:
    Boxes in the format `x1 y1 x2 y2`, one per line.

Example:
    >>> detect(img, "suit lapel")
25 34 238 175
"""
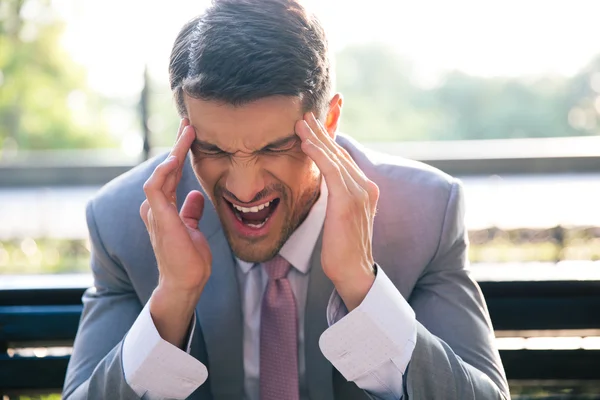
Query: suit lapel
196 229 244 400
304 232 336 400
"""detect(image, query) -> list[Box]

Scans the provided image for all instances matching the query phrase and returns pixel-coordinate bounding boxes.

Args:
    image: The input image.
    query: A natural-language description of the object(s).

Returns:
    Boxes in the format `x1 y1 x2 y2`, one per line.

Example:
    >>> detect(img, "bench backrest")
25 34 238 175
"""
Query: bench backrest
1 280 600 394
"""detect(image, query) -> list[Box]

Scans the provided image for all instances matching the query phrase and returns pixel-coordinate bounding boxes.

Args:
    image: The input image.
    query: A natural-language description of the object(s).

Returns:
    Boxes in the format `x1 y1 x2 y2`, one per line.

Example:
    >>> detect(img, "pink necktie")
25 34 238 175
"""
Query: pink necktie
260 255 300 400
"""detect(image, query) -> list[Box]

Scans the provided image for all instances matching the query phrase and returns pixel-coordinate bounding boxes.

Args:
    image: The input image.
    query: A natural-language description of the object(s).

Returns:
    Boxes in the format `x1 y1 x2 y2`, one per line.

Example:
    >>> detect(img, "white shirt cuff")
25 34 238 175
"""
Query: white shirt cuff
319 266 417 399
122 302 207 399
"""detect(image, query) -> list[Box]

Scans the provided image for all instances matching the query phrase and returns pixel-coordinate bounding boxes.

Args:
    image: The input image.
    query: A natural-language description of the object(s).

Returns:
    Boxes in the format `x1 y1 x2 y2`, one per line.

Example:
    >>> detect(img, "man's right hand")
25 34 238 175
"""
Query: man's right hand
140 118 212 348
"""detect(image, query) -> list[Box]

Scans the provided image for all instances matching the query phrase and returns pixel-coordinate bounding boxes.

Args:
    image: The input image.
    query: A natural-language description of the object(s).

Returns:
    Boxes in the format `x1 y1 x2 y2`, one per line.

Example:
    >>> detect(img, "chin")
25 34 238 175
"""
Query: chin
218 212 289 263
224 225 290 263
229 242 281 263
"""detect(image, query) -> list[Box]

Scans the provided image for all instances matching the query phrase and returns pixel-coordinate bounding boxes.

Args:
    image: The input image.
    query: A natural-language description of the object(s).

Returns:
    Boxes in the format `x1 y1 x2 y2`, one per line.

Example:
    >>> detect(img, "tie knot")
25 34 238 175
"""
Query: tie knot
263 255 291 280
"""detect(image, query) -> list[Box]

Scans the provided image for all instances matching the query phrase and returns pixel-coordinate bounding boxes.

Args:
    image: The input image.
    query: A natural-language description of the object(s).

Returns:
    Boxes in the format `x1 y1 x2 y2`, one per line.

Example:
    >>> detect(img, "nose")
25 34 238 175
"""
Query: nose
225 160 265 203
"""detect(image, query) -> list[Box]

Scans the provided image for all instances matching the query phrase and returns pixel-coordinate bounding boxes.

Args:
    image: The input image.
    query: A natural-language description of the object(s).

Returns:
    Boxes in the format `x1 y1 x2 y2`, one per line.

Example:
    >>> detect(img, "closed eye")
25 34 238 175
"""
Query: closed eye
199 148 226 156
260 137 301 154
192 141 228 156
261 146 291 154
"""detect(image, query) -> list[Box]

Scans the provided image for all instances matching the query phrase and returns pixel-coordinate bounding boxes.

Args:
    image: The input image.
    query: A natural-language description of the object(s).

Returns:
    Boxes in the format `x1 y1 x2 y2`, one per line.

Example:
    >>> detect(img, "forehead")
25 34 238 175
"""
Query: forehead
184 94 304 150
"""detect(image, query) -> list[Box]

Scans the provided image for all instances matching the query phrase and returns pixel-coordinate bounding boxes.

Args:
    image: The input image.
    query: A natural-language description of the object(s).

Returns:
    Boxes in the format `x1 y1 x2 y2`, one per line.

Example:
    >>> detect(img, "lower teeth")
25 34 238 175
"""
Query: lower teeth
246 217 269 229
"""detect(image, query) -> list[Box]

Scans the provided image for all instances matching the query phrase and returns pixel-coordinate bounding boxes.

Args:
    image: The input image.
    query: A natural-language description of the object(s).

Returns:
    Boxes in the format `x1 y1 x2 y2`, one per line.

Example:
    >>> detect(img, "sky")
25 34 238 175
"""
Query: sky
52 0 600 97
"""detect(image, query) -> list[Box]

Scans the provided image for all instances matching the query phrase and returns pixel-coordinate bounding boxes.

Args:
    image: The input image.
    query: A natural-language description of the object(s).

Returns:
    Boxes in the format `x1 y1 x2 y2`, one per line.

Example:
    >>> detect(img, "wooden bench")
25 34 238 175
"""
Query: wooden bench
1 279 600 395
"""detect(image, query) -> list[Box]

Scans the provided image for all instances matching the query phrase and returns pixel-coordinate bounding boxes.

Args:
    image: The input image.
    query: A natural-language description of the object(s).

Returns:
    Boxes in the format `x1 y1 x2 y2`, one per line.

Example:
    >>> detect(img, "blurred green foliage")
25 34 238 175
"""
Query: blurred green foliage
0 0 600 150
2 1 600 150
0 238 89 274
1 227 599 275
0 0 114 151
150 43 600 147
336 43 600 142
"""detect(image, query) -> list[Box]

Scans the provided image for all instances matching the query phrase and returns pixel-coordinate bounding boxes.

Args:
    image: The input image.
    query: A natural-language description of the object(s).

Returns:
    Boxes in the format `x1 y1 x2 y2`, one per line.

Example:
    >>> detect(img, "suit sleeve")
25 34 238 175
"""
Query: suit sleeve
62 201 206 399
62 200 146 399
320 267 416 399
321 180 510 400
405 181 510 399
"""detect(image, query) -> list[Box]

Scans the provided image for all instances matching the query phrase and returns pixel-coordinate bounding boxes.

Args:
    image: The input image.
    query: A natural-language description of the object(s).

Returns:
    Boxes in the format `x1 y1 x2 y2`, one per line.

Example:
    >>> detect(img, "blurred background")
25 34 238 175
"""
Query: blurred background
1 0 600 398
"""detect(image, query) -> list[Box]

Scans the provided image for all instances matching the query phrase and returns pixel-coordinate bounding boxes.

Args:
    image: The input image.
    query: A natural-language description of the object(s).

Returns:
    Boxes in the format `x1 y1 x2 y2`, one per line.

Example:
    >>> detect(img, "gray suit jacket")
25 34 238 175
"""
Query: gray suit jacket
63 134 510 400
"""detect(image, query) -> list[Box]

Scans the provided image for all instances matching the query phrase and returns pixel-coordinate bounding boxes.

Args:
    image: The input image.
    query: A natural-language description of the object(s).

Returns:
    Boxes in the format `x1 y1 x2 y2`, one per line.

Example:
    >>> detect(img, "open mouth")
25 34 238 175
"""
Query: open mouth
225 198 281 229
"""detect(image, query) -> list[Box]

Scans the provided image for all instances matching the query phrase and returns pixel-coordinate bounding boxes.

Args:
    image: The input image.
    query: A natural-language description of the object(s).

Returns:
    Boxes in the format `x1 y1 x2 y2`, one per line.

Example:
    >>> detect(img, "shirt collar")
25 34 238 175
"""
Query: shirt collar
236 179 328 275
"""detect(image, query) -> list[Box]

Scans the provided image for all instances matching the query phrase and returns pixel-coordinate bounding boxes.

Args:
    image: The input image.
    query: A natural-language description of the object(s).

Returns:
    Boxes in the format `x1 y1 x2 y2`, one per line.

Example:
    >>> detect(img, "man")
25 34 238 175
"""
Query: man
63 0 510 399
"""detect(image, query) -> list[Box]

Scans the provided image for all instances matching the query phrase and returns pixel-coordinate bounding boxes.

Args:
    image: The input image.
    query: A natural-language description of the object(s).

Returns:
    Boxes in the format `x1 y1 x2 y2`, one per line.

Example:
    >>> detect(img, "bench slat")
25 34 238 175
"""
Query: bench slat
487 298 600 331
1 350 599 392
0 355 69 391
0 305 82 342
501 349 600 380
1 280 600 393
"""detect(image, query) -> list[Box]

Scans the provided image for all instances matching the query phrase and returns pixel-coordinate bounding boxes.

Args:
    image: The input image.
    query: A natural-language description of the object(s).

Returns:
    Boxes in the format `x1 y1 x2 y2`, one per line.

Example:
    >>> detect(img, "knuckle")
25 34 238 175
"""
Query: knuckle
327 161 341 175
368 180 380 197
339 147 351 159
142 179 153 193
154 160 172 175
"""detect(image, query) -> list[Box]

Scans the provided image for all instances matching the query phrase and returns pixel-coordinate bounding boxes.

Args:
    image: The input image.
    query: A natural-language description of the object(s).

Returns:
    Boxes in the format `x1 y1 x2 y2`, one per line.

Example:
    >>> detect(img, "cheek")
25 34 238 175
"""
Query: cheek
190 155 227 194
264 153 318 196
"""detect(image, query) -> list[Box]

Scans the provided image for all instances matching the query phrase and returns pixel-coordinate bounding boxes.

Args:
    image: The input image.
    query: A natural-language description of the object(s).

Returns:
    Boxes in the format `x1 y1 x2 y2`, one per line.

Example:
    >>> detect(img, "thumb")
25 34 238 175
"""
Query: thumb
180 190 205 230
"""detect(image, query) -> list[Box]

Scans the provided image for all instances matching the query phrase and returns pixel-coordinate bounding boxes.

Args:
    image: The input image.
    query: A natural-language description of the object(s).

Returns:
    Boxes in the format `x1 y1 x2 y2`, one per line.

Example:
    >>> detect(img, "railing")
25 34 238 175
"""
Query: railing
2 136 600 187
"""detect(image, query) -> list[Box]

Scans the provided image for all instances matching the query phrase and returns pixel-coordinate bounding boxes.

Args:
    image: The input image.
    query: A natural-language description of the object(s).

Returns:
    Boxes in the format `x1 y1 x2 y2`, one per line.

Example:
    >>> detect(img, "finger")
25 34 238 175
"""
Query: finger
163 125 196 198
143 155 180 213
297 119 357 191
180 190 205 230
330 138 379 207
300 137 349 194
304 112 337 151
140 199 150 230
160 120 189 202
305 112 356 170
296 118 345 170
169 120 193 163
297 118 365 196
309 118 374 205
306 113 371 186
174 118 190 143
303 113 357 177
323 127 379 202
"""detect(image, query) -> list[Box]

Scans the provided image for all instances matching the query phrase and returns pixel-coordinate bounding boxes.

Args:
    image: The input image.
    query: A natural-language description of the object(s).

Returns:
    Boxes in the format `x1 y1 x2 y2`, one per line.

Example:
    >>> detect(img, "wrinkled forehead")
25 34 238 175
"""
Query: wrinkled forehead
184 94 304 152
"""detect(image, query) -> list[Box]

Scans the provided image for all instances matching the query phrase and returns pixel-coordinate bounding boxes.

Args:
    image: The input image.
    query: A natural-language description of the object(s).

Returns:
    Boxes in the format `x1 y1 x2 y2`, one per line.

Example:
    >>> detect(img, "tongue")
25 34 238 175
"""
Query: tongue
240 206 272 223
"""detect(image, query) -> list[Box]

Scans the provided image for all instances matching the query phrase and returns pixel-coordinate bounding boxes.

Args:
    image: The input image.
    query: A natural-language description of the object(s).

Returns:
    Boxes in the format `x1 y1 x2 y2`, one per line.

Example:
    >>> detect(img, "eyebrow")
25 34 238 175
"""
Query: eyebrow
193 133 299 153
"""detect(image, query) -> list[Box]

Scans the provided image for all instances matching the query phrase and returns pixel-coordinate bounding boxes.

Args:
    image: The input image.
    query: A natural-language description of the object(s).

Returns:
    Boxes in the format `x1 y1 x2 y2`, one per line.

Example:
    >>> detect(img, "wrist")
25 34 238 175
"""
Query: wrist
149 285 201 348
152 284 201 315
332 264 376 311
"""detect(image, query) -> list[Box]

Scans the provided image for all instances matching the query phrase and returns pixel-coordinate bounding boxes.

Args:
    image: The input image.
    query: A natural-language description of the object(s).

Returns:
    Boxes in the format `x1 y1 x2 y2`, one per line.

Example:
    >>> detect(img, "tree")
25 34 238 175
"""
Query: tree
335 42 598 142
335 43 439 142
0 0 114 152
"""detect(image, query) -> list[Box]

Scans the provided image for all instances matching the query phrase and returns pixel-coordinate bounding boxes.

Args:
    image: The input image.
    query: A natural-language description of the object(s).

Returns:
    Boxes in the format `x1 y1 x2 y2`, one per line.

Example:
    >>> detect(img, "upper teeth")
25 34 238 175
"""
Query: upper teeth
233 201 271 213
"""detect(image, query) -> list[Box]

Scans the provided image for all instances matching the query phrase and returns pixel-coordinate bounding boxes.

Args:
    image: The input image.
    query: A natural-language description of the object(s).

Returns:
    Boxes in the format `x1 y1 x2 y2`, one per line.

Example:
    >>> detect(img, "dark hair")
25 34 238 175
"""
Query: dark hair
169 0 332 118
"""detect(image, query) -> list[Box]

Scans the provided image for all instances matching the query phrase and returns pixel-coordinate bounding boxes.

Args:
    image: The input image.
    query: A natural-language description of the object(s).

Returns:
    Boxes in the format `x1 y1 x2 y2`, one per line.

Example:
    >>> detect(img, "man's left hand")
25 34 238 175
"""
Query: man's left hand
296 112 379 311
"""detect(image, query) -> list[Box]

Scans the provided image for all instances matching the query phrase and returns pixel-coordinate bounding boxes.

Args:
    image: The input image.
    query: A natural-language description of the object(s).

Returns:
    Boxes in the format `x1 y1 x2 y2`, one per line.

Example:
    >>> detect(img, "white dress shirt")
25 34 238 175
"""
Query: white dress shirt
122 181 417 400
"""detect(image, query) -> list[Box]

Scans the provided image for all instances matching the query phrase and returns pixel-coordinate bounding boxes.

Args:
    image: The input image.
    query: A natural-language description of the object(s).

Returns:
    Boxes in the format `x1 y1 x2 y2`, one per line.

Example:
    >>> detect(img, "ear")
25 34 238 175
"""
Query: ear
323 93 343 139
